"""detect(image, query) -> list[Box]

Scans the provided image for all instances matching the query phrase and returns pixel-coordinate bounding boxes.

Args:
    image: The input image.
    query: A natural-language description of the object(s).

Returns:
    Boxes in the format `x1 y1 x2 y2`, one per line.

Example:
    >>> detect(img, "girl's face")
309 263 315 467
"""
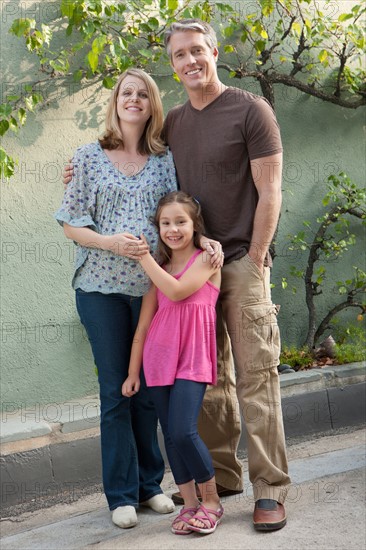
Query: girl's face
116 75 152 129
158 202 195 252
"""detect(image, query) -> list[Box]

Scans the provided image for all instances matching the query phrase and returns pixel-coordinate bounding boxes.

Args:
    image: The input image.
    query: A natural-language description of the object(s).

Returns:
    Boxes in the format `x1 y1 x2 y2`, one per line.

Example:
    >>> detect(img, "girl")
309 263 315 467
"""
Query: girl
122 191 224 535
55 69 177 529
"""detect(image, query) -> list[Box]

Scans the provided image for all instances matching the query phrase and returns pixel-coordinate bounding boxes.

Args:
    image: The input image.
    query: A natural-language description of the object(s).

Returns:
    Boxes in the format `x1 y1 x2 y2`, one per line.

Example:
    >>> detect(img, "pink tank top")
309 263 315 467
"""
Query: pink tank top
143 250 219 386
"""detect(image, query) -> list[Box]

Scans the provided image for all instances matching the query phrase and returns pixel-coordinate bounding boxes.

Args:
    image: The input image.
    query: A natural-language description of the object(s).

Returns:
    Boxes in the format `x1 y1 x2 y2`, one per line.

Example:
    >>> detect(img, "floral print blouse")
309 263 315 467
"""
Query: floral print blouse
55 141 177 296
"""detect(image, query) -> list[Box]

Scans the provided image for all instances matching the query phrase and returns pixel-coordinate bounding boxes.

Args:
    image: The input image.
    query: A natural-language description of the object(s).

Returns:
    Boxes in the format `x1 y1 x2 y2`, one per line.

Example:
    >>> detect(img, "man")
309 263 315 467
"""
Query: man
163 19 290 531
63 18 291 531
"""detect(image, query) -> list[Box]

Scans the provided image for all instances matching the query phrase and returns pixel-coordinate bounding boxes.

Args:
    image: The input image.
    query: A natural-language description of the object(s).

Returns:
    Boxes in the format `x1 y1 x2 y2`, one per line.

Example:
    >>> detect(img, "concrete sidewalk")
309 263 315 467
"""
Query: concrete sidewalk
1 427 365 550
1 362 365 509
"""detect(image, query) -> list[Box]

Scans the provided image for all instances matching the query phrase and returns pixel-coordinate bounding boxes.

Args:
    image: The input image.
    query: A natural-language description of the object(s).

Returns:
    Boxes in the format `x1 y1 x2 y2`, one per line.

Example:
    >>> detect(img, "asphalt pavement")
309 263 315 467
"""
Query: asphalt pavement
1 426 365 550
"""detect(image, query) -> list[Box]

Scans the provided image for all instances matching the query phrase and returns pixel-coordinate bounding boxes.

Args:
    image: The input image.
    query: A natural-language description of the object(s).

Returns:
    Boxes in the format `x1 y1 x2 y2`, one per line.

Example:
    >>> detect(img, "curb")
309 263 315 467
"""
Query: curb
1 362 365 509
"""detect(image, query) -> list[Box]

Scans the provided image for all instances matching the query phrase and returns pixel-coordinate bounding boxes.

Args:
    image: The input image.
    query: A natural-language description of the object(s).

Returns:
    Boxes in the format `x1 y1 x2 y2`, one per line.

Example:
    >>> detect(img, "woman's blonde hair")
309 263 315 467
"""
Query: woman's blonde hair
99 68 166 155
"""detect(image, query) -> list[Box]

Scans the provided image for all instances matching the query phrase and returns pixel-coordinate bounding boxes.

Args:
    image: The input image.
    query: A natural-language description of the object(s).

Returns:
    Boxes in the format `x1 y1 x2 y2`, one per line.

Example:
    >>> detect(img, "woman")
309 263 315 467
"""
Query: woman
55 69 177 529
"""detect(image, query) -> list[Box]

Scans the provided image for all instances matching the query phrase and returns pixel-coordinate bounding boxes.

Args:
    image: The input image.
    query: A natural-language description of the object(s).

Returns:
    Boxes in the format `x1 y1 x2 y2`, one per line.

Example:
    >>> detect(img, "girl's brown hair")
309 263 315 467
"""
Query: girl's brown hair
99 68 166 155
154 191 205 264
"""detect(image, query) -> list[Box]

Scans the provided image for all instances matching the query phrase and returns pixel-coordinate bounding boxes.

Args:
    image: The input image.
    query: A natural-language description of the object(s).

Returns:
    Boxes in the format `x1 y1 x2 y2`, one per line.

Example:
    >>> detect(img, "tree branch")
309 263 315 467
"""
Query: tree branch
290 29 309 77
269 72 366 108
218 62 366 109
315 299 366 343
335 43 348 98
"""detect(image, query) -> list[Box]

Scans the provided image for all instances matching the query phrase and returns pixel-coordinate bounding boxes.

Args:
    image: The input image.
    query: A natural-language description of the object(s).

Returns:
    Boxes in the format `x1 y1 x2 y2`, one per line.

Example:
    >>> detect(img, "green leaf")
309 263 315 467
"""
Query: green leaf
118 37 128 51
10 18 34 37
87 50 99 72
9 115 18 129
304 18 312 32
241 30 248 43
339 13 354 22
49 59 69 72
61 0 74 18
5 95 20 102
224 45 235 53
81 21 95 36
223 26 234 38
18 108 26 125
318 49 328 63
0 147 16 179
147 17 159 30
262 4 274 17
138 48 153 58
73 70 83 82
254 40 266 54
24 96 35 111
0 104 12 117
0 120 10 136
292 22 302 35
92 35 107 54
168 0 178 10
102 76 116 89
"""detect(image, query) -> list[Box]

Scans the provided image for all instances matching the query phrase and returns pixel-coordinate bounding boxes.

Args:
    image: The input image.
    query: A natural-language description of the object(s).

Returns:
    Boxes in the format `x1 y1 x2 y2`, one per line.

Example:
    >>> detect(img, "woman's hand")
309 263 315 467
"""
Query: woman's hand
122 375 140 397
104 233 150 260
200 236 224 268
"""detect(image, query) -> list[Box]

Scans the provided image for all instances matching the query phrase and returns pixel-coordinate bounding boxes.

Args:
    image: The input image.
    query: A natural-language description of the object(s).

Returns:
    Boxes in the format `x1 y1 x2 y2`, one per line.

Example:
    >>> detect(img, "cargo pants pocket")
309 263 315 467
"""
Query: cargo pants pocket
241 303 281 371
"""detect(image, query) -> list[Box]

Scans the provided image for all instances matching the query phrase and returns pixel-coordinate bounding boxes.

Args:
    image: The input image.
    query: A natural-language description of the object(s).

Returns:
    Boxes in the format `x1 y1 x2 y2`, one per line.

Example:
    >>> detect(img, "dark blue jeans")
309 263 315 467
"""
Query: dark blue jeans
148 380 215 485
76 289 165 510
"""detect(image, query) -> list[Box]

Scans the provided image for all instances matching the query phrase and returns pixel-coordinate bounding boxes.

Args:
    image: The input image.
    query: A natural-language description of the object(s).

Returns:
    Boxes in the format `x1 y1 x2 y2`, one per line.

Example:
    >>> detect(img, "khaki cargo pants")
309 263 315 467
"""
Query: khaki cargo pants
198 254 291 503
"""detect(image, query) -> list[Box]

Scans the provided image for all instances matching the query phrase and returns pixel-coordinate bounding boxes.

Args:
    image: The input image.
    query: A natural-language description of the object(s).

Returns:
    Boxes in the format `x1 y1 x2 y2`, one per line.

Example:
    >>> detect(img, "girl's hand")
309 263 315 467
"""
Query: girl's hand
138 234 152 262
104 233 149 260
122 375 140 397
200 236 224 268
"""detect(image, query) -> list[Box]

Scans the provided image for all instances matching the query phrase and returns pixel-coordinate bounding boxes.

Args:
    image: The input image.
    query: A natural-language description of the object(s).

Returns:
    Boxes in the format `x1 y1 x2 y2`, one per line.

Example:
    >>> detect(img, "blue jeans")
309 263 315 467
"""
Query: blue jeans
149 380 215 485
76 289 165 510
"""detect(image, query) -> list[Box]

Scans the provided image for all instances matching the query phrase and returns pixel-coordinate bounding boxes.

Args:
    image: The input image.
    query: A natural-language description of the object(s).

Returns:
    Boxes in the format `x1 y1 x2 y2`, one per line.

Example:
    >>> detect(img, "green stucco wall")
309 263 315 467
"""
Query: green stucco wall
1 1 365 408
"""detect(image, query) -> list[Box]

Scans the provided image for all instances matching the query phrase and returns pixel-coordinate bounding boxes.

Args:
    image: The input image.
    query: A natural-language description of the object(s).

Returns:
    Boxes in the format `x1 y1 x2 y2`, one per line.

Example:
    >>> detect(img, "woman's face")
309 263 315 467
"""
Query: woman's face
116 75 152 129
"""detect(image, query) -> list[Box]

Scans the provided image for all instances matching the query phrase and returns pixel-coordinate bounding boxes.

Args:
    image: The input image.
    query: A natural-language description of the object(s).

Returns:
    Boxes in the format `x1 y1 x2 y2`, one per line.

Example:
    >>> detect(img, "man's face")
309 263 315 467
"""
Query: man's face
169 31 219 93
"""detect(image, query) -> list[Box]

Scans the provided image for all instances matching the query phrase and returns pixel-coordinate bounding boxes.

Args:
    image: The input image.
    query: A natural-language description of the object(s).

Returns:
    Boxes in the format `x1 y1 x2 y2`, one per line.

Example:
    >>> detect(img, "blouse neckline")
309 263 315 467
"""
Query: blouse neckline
97 141 151 178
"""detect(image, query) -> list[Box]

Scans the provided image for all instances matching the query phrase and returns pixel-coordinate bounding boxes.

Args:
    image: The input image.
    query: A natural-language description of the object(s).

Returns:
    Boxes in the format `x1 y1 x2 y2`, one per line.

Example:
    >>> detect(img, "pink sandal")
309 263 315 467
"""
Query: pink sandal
188 503 224 534
171 506 198 535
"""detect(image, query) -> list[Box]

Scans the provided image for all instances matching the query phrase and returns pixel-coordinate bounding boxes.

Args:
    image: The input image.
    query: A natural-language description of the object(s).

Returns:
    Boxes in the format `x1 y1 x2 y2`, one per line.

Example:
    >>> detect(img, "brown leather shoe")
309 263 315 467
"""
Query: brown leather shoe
253 499 287 531
171 483 243 505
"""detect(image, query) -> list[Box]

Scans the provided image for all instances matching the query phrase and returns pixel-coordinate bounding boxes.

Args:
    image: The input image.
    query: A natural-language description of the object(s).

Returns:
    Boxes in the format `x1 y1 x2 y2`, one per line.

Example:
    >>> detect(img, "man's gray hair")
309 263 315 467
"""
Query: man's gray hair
164 19 218 57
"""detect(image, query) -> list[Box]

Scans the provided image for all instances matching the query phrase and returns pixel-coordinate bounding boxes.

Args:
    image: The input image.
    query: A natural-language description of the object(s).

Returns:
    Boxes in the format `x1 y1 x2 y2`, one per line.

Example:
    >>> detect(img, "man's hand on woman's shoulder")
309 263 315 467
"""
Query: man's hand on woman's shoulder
63 160 73 188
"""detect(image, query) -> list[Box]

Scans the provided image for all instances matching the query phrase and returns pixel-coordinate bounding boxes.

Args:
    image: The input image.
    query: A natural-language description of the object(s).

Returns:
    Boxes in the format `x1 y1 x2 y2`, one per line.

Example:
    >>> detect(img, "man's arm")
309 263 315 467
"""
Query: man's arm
249 152 282 272
199 235 224 268
62 160 73 187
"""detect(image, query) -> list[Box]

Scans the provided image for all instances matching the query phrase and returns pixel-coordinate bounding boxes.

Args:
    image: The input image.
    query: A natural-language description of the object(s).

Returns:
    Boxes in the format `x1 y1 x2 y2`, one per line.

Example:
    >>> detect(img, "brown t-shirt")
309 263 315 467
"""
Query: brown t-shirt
163 87 283 264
